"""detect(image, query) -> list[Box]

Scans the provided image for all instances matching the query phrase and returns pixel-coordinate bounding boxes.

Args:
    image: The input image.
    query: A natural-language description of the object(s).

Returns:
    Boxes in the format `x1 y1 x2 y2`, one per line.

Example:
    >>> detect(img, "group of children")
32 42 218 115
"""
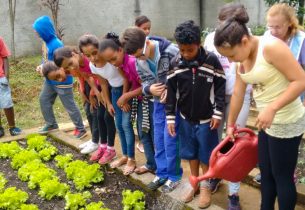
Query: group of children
0 2 304 210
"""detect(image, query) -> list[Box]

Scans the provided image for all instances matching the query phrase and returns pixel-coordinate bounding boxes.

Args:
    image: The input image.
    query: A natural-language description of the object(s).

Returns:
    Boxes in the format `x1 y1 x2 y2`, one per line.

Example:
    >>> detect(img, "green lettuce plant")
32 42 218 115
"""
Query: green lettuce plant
28 168 57 189
64 191 91 210
85 201 109 210
38 145 58 161
20 204 39 210
11 149 40 169
38 179 69 200
18 159 46 181
64 160 104 190
54 153 73 169
122 190 145 210
0 187 28 209
0 173 7 192
0 141 23 159
27 134 48 151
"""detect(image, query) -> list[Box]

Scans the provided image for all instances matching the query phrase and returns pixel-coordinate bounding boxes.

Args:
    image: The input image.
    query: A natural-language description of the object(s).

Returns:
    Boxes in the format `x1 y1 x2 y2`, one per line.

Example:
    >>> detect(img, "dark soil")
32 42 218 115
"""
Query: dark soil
0 138 169 210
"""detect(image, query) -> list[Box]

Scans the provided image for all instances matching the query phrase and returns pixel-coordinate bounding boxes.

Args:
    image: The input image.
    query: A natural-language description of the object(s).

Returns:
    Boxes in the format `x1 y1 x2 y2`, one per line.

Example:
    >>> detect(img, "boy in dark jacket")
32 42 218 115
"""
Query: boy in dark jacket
166 20 225 208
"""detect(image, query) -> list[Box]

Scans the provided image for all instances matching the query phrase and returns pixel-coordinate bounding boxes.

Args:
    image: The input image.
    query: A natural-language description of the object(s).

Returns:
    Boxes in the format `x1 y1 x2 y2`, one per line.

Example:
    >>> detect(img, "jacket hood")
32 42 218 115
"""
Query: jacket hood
149 36 171 54
33 16 56 43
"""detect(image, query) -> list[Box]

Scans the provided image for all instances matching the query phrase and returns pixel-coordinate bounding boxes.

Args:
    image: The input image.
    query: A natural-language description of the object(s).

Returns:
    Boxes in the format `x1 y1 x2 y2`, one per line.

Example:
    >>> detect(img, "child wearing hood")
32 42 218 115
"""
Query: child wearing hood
33 16 86 138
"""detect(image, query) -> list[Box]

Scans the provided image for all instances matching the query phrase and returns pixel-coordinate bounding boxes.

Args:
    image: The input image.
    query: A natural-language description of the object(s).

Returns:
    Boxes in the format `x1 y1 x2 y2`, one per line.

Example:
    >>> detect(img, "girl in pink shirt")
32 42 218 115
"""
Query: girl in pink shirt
99 32 156 175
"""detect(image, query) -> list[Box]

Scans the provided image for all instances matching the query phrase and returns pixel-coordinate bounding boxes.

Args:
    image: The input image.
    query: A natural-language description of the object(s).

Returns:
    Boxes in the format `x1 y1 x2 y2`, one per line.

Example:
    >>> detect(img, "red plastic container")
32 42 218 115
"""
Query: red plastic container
189 128 258 188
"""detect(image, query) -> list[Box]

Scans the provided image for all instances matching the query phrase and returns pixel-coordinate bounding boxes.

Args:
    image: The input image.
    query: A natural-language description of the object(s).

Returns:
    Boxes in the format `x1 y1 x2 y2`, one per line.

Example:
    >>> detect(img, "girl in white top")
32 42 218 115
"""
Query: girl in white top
90 62 124 88
79 34 136 176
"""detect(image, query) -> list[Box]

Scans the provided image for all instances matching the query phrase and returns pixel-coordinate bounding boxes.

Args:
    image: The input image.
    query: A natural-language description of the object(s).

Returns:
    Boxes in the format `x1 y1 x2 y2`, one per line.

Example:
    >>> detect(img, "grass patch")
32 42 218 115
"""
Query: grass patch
2 55 85 129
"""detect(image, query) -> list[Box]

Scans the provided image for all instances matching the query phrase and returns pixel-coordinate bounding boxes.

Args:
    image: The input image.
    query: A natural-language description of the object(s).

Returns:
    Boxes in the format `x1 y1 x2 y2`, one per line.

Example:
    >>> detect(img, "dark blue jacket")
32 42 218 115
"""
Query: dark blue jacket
33 16 73 87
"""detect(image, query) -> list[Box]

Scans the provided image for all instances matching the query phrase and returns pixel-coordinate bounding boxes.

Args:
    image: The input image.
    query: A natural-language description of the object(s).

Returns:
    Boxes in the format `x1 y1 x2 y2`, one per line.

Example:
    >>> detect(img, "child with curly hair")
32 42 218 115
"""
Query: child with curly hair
166 20 225 208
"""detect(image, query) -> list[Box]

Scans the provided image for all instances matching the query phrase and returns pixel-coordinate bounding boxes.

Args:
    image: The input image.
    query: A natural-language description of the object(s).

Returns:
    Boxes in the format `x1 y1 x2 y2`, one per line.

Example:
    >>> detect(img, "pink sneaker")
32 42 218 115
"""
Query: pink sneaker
98 149 116 165
90 147 106 162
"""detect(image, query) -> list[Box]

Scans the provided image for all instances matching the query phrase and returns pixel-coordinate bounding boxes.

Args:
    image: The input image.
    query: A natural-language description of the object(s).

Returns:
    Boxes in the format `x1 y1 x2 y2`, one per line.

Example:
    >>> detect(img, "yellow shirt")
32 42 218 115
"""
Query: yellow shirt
239 36 304 125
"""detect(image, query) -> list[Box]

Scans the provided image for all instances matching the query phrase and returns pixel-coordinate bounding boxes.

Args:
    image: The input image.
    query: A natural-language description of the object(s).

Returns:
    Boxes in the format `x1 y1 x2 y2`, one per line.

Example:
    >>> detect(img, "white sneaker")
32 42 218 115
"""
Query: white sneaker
80 142 99 154
79 139 92 149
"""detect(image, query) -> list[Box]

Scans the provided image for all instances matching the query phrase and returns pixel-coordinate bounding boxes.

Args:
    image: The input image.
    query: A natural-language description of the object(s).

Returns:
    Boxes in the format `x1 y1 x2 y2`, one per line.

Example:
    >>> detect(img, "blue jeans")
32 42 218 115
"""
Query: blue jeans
153 102 182 182
39 80 85 131
111 86 135 158
137 99 156 171
179 118 218 164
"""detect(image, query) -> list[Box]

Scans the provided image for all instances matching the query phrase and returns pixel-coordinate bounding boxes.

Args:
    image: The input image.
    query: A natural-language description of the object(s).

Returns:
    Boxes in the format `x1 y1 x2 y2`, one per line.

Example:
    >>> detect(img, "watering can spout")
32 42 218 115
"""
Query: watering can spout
189 170 215 189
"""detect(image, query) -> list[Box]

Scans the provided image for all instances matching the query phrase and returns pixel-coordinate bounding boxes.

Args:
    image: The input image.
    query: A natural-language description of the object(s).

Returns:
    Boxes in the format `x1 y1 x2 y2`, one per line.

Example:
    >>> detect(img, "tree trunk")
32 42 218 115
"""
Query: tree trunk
8 0 16 60
298 0 304 25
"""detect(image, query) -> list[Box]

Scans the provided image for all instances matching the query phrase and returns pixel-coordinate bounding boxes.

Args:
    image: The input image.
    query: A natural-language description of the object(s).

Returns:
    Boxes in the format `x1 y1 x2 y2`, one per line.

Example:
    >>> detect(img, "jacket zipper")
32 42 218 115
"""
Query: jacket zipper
191 67 196 120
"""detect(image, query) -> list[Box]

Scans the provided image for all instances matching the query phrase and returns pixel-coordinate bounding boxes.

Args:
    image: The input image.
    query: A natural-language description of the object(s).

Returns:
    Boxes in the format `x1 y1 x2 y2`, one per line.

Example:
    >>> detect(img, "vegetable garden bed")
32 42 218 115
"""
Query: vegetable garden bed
0 135 168 210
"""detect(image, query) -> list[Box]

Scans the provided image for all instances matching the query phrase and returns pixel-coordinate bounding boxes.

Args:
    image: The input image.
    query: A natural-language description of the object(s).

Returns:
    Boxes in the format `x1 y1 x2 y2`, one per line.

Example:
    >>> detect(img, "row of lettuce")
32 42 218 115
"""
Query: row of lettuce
0 134 145 210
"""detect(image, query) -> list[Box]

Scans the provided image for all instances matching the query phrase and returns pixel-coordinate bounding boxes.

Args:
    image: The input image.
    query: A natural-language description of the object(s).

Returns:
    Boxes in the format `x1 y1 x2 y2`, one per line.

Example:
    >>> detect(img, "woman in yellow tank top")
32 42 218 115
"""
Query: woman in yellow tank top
213 3 305 210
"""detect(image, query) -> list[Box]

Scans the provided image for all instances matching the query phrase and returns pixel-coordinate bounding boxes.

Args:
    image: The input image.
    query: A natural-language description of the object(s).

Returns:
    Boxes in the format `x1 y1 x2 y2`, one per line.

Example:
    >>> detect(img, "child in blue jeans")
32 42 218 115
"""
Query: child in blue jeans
166 20 225 208
121 27 182 193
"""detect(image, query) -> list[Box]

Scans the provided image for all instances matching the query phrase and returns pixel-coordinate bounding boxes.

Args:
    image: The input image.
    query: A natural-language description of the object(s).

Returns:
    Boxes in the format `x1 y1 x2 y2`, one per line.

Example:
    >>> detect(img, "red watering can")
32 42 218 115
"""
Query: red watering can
189 128 258 188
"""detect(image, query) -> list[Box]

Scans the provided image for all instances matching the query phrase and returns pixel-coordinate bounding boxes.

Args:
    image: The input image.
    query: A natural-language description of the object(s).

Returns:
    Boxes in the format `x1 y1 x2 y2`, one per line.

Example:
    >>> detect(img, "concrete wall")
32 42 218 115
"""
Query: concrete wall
0 0 267 57
202 0 268 29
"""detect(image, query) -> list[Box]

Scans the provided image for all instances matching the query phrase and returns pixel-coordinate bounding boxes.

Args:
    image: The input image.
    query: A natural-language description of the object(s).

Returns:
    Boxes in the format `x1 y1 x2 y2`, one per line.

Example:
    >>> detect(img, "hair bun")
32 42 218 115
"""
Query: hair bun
105 32 119 40
231 6 249 24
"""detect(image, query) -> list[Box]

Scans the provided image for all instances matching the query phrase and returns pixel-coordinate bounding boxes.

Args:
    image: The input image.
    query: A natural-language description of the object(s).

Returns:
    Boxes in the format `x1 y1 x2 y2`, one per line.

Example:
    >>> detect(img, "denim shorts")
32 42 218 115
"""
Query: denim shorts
0 77 13 109
179 117 219 164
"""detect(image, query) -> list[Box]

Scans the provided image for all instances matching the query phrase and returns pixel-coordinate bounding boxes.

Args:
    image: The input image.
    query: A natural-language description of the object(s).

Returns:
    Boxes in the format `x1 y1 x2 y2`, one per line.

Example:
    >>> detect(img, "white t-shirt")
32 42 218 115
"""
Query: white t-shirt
89 62 124 87
204 31 251 100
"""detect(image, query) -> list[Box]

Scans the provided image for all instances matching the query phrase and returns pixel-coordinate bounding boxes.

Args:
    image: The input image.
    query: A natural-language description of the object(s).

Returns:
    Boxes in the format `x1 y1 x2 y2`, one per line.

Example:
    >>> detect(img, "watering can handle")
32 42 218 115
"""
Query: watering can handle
209 128 256 166
234 127 256 137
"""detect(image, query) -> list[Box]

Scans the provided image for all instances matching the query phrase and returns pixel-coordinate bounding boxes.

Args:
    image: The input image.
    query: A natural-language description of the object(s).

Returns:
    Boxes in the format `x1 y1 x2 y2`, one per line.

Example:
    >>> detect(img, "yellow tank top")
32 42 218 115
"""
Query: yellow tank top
239 36 304 124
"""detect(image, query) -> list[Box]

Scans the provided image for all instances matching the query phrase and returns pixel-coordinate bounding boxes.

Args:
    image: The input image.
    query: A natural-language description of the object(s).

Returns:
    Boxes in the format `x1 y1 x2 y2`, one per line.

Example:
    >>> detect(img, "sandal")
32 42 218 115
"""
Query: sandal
134 165 154 175
123 159 136 176
110 156 128 169
136 143 144 153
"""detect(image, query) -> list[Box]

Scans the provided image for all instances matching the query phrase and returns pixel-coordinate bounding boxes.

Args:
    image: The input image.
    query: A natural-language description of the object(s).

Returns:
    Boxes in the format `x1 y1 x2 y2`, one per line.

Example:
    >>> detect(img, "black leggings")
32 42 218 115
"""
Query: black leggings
84 82 116 146
258 130 301 210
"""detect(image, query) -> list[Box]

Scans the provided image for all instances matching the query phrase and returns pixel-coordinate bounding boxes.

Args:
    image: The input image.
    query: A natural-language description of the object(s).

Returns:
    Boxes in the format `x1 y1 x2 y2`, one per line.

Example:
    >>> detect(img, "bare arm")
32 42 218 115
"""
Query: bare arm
85 76 100 96
264 40 305 112
118 67 130 94
117 86 142 106
95 74 111 105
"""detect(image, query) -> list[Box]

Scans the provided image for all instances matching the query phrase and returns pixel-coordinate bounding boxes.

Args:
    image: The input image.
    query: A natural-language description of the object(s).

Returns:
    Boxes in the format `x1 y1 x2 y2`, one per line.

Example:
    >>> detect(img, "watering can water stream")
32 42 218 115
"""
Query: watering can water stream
189 128 258 188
